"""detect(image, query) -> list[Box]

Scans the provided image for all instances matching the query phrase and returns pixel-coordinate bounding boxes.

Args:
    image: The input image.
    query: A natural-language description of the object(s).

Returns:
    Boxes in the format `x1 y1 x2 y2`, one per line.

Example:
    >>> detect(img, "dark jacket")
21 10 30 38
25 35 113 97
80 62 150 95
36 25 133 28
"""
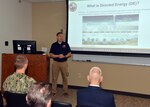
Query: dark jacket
77 86 116 107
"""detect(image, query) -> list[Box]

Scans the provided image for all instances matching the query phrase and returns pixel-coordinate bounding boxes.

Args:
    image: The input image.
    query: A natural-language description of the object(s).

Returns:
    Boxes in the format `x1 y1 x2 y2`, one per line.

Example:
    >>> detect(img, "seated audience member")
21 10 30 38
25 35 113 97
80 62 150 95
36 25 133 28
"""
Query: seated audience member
3 55 36 94
77 66 116 107
26 82 51 107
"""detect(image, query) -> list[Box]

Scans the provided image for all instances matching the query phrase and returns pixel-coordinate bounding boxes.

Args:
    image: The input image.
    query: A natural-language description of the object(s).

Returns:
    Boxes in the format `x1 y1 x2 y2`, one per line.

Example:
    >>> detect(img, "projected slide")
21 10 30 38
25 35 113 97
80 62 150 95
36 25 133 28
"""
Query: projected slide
68 0 150 54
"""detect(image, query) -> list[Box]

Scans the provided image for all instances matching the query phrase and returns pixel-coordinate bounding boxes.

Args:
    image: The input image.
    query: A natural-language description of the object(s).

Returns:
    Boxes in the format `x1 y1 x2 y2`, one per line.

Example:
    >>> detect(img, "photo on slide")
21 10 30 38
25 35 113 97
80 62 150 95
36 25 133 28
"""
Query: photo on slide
82 14 139 46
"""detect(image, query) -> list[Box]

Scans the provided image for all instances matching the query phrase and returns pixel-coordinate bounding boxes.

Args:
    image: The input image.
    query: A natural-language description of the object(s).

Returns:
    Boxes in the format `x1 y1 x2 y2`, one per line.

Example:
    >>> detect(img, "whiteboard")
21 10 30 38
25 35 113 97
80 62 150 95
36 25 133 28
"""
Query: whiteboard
72 54 150 66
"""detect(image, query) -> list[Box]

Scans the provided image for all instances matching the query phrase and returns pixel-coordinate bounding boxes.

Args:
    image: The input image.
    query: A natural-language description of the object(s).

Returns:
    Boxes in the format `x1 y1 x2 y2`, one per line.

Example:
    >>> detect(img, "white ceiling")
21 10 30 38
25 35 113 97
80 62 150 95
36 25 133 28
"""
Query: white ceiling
25 0 65 2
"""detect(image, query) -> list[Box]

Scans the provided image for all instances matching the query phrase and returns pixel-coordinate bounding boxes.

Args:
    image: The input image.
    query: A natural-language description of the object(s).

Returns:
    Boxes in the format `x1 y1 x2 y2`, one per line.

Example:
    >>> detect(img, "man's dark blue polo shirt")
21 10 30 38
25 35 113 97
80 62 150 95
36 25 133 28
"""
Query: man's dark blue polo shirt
50 41 71 62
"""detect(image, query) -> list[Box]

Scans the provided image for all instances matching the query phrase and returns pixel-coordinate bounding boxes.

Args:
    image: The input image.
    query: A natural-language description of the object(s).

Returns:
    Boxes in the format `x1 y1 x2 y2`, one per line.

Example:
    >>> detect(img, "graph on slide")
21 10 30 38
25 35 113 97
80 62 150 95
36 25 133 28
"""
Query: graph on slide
82 14 139 46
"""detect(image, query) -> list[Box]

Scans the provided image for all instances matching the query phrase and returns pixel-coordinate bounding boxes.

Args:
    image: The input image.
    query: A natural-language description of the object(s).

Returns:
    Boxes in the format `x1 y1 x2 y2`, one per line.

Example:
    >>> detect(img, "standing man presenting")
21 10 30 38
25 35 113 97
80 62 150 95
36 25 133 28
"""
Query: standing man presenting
49 32 71 96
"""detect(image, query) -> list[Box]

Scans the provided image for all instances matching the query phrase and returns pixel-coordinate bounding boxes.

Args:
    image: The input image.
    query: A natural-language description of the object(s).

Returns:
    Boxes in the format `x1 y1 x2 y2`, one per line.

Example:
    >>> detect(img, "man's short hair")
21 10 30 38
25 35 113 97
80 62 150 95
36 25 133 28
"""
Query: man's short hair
89 66 102 75
14 55 28 69
26 82 51 107
56 32 63 36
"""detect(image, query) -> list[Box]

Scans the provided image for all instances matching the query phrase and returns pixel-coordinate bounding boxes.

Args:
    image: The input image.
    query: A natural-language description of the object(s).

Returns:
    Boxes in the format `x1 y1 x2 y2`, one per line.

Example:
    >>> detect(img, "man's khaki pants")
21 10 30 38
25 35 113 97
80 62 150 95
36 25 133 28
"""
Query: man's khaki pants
52 60 68 94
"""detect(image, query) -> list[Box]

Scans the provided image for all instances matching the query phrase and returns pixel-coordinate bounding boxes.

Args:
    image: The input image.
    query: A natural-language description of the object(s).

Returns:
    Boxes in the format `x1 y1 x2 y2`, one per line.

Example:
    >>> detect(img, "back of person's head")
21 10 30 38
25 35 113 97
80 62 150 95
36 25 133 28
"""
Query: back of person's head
26 82 51 107
87 66 103 85
14 55 28 69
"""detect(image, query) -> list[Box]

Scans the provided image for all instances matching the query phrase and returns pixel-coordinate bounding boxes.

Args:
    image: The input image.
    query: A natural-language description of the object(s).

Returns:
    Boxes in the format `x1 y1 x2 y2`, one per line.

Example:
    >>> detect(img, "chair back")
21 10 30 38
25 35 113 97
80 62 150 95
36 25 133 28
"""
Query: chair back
4 91 27 107
0 91 3 107
76 105 92 107
51 101 72 107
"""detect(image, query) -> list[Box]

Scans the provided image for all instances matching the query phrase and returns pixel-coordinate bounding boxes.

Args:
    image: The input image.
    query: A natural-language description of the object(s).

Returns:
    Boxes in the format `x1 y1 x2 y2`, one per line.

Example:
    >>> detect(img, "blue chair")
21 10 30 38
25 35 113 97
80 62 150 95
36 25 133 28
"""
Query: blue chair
76 105 92 107
4 91 27 107
51 101 72 107
0 91 3 107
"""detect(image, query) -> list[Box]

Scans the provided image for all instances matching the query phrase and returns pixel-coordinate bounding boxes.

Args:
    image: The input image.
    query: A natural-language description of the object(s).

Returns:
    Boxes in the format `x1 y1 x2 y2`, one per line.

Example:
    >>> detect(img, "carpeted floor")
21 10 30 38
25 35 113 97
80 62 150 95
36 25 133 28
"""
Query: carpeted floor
52 88 150 107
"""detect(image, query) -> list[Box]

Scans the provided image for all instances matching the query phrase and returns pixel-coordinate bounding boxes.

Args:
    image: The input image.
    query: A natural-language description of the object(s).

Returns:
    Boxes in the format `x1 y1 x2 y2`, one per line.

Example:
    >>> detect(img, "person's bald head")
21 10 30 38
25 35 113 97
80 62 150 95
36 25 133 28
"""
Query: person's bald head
87 66 103 85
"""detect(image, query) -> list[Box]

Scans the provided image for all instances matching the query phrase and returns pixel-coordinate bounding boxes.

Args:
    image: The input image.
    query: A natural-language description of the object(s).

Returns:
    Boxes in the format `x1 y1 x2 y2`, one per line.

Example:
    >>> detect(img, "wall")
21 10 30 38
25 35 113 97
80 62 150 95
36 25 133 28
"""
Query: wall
0 0 32 84
32 2 66 51
32 2 150 95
